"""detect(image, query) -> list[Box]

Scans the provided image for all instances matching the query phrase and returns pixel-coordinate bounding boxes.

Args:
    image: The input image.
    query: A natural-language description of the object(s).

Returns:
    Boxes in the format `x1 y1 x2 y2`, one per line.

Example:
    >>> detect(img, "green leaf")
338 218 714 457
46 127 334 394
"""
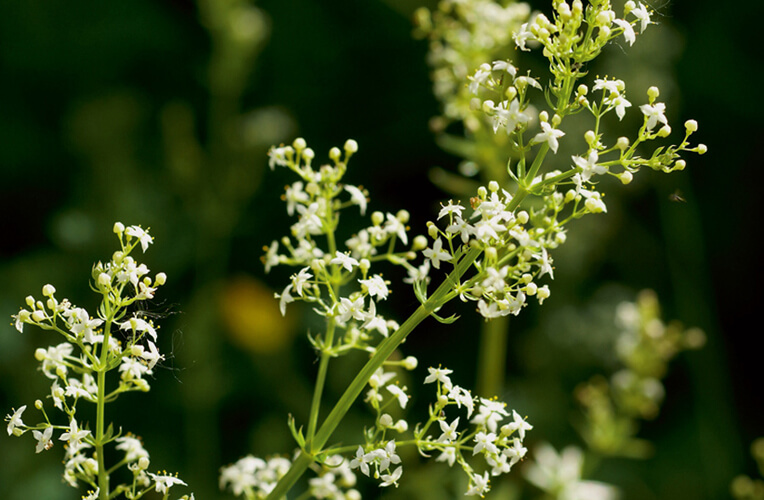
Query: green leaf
287 414 306 448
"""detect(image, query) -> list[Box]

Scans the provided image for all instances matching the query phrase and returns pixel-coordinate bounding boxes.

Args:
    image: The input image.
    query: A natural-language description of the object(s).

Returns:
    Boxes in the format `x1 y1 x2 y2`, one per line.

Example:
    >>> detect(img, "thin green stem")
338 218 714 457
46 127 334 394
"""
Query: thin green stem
476 314 509 397
265 246 482 500
306 320 336 443
96 319 112 500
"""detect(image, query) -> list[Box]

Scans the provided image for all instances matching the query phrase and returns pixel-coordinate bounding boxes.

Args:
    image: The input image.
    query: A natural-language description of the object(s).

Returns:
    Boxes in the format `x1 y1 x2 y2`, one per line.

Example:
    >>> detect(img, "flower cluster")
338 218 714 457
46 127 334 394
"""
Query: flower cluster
350 364 532 497
414 0 531 126
5 224 192 500
524 443 616 500
264 138 424 354
575 290 705 457
415 367 531 497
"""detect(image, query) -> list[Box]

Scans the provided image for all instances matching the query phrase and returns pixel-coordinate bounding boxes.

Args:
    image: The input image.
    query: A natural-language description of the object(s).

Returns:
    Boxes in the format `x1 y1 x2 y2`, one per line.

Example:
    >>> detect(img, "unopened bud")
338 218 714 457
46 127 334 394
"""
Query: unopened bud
344 139 359 154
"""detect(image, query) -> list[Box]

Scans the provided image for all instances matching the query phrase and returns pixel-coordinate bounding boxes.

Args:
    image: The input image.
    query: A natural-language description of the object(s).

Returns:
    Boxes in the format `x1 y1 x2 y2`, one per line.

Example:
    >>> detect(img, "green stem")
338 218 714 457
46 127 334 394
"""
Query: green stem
476 314 509 397
265 246 482 500
96 319 112 500
306 320 336 443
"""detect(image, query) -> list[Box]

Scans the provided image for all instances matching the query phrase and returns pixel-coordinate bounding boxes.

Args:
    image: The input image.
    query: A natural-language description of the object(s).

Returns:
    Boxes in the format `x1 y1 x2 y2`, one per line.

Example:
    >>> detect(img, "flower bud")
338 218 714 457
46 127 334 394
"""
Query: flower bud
674 160 686 171
42 284 56 297
371 211 384 226
584 130 596 145
577 84 588 95
538 110 549 123
658 125 671 137
155 272 167 286
35 348 46 361
619 171 634 184
379 414 393 427
359 259 371 273
684 119 698 133
616 136 630 150
412 235 428 251
488 180 499 192
26 296 35 308
344 139 359 154
98 273 111 287
427 224 439 239
31 310 46 322
485 247 497 262
394 420 409 433
402 356 418 370
396 210 410 224
517 211 529 224
35 400 43 410
482 99 495 114
138 457 150 470
292 137 306 150
113 222 125 234
329 147 341 161
302 148 315 162
647 86 660 101
525 282 538 295
697 144 707 154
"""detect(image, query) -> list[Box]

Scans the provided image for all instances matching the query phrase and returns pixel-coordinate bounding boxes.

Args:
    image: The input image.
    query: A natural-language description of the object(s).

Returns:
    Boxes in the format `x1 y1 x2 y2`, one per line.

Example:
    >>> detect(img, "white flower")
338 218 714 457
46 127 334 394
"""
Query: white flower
472 432 498 456
490 99 530 135
631 3 651 32
359 275 389 300
115 435 149 462
423 238 452 269
438 201 465 220
292 267 313 296
613 18 636 46
125 226 153 252
32 426 53 452
640 102 668 131
6 405 27 436
507 410 533 440
379 466 402 487
384 213 408 245
438 417 460 443
465 471 490 496
345 185 368 215
331 252 359 273
572 151 607 183
593 78 623 95
609 94 632 120
533 122 565 153
120 316 157 341
386 385 409 409
82 488 100 500
349 446 371 476
336 296 366 324
147 472 187 494
504 437 527 467
513 23 534 51
424 366 453 391
59 418 91 445
436 447 457 467
276 284 294 316
468 63 492 94
263 241 280 273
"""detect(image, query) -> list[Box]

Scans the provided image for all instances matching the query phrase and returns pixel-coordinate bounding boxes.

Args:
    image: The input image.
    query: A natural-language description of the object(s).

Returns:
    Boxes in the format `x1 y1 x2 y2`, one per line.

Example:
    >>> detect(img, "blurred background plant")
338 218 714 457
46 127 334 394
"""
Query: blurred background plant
0 0 761 499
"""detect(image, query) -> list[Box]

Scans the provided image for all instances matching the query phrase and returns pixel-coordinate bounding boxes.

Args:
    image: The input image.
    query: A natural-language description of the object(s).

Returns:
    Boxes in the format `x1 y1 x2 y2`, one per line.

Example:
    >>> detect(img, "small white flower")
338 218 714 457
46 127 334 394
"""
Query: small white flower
349 446 371 476
507 410 533 440
423 238 452 269
438 201 465 220
438 417 460 443
276 284 294 316
436 447 457 467
386 385 409 409
125 226 153 252
345 185 368 215
32 426 53 453
147 472 187 494
59 418 91 445
331 251 359 273
465 471 490 496
359 275 389 300
631 3 651 33
572 151 607 183
468 63 492 94
379 466 402 487
532 122 565 153
613 18 636 45
640 102 668 131
424 366 453 391
472 432 498 456
120 316 157 341
6 405 27 436
292 267 313 297
513 22 534 51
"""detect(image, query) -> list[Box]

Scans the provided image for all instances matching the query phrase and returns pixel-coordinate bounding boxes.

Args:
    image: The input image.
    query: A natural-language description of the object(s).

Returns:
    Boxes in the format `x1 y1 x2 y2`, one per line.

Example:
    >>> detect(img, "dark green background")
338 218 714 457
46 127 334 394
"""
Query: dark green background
1 0 761 499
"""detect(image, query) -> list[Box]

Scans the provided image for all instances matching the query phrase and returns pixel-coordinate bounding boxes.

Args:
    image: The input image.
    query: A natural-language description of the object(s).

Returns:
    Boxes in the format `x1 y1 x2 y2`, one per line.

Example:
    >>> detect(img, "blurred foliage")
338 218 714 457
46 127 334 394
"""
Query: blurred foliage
0 0 762 499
